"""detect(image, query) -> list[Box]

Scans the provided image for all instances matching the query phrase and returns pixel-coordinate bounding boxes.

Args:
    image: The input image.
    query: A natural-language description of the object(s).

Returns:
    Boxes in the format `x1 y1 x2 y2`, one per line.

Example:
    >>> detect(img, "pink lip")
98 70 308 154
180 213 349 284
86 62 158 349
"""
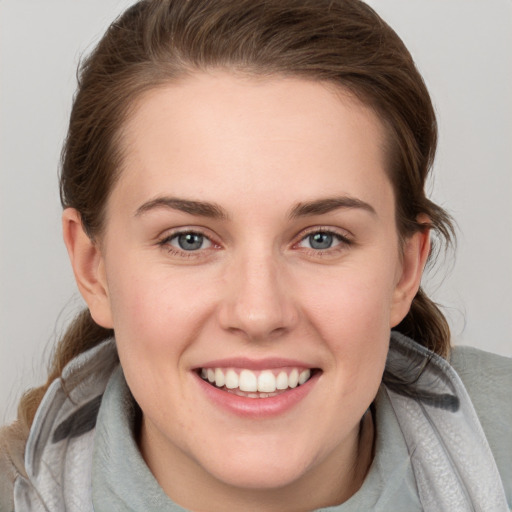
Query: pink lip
193 370 320 418
194 357 314 371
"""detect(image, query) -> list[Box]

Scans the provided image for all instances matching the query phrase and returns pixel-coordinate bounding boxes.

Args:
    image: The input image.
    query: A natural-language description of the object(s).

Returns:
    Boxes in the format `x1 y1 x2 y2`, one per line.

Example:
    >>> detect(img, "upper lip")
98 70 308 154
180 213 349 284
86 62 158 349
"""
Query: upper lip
193 357 316 371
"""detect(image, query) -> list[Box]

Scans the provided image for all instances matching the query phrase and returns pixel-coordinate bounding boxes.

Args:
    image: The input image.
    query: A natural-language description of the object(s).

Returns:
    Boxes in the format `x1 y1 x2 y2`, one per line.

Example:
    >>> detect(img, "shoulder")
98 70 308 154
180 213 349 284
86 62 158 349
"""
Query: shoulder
450 345 512 503
0 421 29 512
450 344 512 413
450 343 512 376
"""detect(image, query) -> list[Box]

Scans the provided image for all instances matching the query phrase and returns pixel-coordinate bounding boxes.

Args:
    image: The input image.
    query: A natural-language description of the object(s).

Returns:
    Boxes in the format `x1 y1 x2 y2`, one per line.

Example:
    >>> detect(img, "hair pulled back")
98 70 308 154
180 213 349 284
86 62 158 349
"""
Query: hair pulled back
19 0 454 429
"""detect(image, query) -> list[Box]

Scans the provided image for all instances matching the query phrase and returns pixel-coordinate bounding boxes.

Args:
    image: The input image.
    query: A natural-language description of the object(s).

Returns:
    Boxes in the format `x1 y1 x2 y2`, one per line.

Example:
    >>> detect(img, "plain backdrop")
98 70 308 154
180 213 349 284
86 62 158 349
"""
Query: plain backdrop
1 0 511 424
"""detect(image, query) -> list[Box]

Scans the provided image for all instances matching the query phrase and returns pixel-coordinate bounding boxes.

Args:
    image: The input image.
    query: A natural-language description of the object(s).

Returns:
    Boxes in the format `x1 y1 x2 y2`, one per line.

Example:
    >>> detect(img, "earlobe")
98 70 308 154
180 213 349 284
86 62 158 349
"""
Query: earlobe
390 221 431 328
62 208 114 329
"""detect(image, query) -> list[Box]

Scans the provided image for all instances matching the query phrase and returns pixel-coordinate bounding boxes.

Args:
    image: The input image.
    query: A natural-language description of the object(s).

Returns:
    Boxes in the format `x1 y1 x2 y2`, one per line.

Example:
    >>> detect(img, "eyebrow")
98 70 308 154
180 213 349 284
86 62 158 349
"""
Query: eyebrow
135 197 229 220
134 195 376 220
288 196 376 218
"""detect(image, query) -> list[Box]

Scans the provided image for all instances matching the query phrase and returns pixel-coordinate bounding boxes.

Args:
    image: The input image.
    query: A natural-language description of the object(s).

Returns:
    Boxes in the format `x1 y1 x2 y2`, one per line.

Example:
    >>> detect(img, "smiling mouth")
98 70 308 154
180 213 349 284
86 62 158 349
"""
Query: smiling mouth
198 367 318 398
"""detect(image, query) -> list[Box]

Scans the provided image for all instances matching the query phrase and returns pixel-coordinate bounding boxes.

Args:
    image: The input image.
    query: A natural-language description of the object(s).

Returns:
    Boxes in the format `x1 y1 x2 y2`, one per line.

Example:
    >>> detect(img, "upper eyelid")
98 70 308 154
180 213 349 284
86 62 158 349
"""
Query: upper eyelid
159 226 217 242
295 226 353 241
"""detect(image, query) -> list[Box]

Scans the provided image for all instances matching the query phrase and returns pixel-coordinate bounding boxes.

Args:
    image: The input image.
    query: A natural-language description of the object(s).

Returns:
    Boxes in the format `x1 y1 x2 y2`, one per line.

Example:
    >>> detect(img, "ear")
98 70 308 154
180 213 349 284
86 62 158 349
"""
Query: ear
62 208 113 329
390 217 431 327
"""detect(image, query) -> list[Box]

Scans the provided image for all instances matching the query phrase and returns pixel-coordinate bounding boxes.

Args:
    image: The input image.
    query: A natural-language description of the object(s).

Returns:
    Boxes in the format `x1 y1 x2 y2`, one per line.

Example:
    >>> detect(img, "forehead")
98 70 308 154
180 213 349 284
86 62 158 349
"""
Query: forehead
114 71 393 217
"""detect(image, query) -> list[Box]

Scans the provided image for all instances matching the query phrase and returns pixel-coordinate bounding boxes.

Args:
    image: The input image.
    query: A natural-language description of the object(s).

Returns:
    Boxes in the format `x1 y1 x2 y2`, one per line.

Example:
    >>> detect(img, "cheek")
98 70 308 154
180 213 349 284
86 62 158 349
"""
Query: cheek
107 257 201 339
104 257 222 392
299 262 397 335
296 264 395 390
105 266 194 420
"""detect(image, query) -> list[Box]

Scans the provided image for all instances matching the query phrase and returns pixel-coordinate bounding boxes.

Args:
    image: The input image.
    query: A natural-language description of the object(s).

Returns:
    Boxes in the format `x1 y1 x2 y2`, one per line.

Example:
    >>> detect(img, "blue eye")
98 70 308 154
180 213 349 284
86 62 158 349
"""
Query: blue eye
169 232 212 251
308 232 334 250
298 231 346 251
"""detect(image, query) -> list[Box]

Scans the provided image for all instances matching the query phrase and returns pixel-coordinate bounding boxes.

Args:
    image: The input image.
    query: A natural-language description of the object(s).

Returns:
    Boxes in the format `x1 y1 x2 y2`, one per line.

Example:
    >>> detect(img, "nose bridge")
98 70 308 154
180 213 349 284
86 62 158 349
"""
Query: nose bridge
219 244 297 340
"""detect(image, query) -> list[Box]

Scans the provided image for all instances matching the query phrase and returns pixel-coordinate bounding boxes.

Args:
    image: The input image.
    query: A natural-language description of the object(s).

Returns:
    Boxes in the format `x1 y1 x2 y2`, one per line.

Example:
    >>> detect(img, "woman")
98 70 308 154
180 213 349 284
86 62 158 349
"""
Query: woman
1 0 510 511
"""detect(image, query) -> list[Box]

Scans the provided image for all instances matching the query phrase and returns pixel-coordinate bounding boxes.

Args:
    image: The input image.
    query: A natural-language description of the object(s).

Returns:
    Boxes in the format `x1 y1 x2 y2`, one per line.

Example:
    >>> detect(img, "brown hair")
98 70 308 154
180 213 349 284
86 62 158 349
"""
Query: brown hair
18 0 454 430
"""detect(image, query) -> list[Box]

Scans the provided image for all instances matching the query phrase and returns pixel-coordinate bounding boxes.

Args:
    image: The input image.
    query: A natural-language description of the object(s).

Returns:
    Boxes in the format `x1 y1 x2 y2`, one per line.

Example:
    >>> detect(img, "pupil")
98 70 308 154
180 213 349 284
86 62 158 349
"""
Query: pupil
310 232 332 250
178 233 203 250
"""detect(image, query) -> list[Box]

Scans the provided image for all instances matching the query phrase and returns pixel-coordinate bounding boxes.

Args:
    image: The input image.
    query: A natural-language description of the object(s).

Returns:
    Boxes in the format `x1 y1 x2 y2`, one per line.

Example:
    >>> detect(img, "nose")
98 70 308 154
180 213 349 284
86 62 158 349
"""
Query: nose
218 252 299 342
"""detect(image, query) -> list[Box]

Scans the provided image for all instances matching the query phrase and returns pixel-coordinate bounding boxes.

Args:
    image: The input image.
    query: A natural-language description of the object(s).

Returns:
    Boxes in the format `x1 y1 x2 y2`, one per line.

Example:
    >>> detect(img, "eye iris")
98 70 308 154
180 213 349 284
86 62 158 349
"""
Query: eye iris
309 232 333 250
178 233 203 250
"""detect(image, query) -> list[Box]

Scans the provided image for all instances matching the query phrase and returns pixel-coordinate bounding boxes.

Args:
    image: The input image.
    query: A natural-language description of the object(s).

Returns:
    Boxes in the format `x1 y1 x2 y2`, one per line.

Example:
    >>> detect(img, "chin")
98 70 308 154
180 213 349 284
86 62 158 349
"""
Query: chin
203 457 311 491
189 434 324 492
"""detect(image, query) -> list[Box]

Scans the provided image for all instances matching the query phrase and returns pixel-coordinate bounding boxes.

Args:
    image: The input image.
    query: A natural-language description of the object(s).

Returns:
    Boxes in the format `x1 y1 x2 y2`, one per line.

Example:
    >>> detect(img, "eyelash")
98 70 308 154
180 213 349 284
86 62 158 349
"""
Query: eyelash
157 227 353 259
158 230 216 258
294 227 353 257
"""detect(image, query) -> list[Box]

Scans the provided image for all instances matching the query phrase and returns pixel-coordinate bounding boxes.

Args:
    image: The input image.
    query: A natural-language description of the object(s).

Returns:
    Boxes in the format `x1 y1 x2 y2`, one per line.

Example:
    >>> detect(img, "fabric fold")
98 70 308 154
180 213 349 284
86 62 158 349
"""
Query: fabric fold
386 332 508 512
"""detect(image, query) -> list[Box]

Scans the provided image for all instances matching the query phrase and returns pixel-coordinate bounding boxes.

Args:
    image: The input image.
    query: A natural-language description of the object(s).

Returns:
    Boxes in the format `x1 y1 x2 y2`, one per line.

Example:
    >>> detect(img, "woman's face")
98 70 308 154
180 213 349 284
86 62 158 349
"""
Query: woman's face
75 72 427 504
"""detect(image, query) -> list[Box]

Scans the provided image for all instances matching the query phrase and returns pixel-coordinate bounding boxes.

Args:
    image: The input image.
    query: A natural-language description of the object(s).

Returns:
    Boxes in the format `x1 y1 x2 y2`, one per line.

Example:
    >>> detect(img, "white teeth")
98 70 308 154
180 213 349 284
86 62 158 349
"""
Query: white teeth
225 369 239 389
276 371 288 390
298 369 311 385
214 368 225 388
258 370 276 392
239 369 258 392
288 369 299 388
200 366 313 394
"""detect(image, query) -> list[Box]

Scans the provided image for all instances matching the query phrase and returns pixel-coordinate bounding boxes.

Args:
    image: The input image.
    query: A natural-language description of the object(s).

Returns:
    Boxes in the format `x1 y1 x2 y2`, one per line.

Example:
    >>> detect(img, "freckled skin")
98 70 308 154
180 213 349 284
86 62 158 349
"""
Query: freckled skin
65 71 429 511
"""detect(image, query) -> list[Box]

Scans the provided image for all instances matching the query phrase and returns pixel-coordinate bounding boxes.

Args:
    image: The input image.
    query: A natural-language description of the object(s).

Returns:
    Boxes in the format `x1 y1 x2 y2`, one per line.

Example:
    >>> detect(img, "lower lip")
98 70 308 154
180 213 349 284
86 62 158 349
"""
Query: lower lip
193 371 319 418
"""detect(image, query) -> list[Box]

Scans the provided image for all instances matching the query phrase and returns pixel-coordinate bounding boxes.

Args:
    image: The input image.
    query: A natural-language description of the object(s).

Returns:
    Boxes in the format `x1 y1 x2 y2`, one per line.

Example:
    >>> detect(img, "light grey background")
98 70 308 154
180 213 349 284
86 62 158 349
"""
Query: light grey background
1 0 511 424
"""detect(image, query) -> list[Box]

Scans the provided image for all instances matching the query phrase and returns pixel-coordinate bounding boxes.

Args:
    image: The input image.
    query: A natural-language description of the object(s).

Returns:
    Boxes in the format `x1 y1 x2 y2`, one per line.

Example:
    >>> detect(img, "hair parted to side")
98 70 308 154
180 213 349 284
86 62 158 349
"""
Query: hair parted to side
18 0 454 429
